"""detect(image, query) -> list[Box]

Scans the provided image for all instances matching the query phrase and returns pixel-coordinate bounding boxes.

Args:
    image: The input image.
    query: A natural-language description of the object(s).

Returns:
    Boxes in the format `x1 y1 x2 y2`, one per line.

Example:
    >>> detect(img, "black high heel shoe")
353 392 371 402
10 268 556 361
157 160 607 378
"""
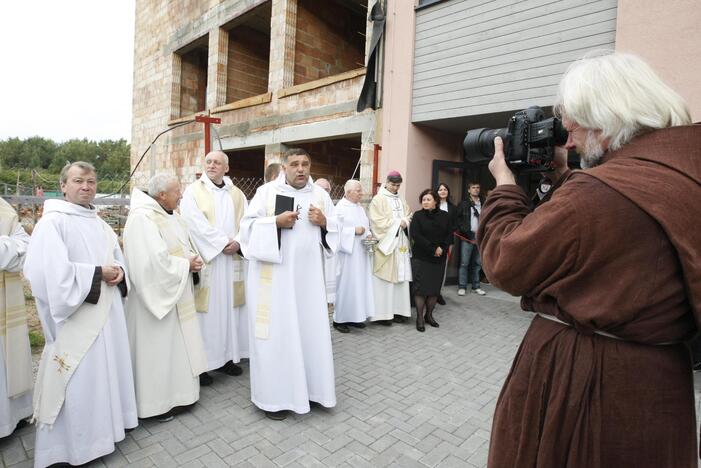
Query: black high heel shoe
416 315 425 332
424 312 439 328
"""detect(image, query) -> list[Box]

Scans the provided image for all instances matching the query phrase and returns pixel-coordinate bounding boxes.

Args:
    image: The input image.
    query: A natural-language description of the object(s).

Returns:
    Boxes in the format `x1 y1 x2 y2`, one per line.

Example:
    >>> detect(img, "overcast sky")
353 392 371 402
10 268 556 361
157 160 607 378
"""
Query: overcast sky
0 1 136 142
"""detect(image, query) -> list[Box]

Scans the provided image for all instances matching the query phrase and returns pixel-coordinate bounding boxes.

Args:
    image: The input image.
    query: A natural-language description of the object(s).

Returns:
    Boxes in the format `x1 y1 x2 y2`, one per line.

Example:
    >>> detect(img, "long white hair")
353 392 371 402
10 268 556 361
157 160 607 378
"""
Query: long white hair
554 52 691 151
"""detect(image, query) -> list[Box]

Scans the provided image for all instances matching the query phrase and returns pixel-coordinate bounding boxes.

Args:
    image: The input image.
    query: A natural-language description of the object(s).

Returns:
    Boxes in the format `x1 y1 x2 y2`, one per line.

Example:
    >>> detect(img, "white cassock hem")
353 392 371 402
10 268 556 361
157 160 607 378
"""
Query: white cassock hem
370 276 411 320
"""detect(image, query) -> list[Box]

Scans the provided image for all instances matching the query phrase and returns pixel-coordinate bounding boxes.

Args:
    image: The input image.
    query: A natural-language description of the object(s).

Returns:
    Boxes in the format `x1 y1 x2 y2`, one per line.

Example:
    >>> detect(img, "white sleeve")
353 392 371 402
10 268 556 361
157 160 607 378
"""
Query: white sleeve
0 222 29 272
239 187 282 264
23 216 96 323
180 187 230 263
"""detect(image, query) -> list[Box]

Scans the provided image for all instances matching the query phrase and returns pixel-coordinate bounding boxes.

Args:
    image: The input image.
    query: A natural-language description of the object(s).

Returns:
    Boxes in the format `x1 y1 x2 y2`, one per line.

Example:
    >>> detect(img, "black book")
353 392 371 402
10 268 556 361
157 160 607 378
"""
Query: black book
274 194 295 249
275 194 295 220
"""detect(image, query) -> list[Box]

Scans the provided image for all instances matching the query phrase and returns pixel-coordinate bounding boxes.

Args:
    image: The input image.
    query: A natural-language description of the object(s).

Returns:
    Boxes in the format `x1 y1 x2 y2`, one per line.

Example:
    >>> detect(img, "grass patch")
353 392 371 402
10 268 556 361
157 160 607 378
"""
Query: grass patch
28 330 44 349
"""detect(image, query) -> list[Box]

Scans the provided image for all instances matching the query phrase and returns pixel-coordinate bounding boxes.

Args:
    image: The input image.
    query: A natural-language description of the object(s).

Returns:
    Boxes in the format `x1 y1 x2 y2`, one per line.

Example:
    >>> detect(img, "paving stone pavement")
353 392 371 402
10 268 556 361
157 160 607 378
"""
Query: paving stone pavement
2 285 700 467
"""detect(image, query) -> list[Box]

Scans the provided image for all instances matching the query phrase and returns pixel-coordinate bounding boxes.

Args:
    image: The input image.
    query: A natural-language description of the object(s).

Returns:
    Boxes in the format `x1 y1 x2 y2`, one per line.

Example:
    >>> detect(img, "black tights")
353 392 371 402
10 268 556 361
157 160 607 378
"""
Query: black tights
414 295 438 322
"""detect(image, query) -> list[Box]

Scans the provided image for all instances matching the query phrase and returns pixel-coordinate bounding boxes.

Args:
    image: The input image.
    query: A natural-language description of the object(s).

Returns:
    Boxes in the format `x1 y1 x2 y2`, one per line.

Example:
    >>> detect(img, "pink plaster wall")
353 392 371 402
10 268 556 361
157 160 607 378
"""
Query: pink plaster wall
380 0 461 210
615 0 701 121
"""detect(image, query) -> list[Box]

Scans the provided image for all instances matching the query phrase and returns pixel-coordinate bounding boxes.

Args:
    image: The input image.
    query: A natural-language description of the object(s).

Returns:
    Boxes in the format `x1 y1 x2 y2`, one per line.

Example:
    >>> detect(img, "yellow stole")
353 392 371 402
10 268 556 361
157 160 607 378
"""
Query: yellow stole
33 222 115 426
0 199 31 398
190 179 246 311
145 210 208 376
254 185 325 339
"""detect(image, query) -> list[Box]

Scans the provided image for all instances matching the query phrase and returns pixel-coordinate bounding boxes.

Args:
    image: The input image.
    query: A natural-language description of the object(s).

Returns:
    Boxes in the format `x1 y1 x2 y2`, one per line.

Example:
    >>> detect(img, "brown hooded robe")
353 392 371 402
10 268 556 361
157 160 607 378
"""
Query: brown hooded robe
478 126 701 468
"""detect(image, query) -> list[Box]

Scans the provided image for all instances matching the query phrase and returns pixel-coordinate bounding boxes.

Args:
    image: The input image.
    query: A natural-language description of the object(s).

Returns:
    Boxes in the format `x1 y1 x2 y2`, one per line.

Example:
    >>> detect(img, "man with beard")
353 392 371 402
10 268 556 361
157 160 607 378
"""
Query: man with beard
479 53 700 467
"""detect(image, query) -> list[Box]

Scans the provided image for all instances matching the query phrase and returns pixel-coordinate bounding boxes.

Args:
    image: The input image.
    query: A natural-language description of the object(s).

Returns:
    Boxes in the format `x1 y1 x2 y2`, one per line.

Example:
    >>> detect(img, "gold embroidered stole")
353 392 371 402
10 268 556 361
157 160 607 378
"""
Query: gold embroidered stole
0 199 32 398
190 179 246 311
145 211 208 377
254 186 325 339
32 222 116 427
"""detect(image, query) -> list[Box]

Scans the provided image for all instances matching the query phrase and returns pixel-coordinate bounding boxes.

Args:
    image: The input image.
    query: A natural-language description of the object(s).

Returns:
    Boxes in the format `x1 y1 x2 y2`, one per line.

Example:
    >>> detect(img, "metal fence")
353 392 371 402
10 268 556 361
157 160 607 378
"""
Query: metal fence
2 169 346 234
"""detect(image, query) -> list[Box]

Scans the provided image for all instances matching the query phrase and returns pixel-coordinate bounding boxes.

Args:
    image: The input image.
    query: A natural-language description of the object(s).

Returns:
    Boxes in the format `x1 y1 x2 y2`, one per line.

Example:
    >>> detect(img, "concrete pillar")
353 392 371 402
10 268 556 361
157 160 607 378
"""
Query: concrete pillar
268 0 297 92
170 53 182 120
265 142 289 166
359 129 375 201
207 27 229 109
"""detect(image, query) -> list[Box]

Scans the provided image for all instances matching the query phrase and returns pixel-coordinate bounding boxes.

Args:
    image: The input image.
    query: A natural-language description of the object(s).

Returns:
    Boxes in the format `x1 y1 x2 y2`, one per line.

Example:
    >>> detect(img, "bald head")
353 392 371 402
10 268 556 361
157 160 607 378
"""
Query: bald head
315 178 331 193
204 151 229 184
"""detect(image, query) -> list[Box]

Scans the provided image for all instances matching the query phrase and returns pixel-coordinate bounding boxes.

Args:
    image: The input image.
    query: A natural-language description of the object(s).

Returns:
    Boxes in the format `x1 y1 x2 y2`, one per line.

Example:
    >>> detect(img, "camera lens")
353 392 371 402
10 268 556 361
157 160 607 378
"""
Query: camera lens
463 128 507 163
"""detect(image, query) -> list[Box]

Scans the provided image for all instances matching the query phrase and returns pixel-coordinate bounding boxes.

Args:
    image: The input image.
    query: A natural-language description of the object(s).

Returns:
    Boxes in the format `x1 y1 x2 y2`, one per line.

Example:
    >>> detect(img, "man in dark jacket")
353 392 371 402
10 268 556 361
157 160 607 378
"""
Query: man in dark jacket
456 182 486 296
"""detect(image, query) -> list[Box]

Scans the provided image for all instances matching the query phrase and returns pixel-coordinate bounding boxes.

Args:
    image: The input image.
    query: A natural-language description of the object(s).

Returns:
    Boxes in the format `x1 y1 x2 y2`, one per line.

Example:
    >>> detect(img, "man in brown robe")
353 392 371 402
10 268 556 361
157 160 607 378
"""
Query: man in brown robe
478 53 700 467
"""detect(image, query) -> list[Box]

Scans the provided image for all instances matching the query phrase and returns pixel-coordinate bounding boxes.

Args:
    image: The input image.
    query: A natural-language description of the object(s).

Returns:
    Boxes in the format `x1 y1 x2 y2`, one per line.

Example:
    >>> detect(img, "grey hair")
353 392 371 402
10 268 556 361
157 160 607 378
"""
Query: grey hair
554 52 691 151
344 179 361 194
59 161 96 184
147 174 179 197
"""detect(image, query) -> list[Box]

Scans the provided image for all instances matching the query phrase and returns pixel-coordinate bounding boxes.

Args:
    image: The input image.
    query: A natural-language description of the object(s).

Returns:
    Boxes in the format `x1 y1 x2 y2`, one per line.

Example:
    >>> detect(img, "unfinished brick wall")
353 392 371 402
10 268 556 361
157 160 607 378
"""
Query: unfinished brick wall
227 26 270 102
296 137 361 184
294 0 366 85
180 46 208 116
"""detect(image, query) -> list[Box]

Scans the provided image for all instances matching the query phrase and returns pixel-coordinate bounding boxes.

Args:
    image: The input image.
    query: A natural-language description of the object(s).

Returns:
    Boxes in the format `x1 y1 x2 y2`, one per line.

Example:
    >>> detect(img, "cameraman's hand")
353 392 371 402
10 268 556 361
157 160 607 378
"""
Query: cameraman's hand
488 137 516 187
550 146 569 182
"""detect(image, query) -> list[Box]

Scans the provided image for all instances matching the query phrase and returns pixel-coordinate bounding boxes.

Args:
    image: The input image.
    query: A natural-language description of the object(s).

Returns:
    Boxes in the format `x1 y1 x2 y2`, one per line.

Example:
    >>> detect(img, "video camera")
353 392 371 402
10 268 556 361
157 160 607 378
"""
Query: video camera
463 106 569 172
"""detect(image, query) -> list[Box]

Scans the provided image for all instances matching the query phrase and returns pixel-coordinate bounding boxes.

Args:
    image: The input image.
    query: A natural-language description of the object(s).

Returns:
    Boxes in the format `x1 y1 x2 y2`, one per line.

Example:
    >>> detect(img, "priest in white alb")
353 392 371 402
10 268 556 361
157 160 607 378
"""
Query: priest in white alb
240 148 340 421
314 177 337 305
332 180 374 333
24 162 137 467
123 174 208 421
0 197 33 438
369 171 413 325
180 151 249 385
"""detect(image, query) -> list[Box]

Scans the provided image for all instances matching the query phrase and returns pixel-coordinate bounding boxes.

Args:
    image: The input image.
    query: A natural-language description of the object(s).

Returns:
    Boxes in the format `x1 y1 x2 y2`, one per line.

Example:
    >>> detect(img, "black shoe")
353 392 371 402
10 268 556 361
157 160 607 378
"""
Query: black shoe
264 410 287 421
694 361 701 371
153 410 175 423
436 295 446 306
348 322 366 328
425 313 439 328
199 372 213 386
333 322 350 333
14 419 29 431
376 319 393 326
216 361 243 376
393 315 408 323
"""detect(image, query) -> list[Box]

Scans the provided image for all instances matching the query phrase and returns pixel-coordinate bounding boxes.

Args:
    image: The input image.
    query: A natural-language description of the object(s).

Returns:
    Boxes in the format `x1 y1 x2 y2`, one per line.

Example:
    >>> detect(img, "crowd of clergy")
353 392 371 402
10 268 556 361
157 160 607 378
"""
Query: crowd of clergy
0 145 454 467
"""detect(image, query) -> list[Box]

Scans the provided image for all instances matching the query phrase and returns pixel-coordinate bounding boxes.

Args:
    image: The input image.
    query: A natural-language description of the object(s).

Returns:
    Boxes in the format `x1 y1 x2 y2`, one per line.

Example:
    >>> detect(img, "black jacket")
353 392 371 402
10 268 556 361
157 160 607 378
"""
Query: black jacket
410 209 452 263
457 197 484 239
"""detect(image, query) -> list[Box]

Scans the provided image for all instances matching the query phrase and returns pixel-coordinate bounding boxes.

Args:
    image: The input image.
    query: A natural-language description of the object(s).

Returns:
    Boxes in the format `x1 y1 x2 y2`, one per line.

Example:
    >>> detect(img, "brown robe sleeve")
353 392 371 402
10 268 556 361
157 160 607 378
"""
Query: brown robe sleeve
477 184 580 298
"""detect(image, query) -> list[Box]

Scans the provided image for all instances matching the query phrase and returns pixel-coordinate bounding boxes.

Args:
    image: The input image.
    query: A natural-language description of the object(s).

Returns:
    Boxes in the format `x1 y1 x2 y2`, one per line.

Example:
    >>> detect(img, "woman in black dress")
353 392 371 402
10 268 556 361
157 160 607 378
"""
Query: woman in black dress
410 189 452 332
436 183 457 305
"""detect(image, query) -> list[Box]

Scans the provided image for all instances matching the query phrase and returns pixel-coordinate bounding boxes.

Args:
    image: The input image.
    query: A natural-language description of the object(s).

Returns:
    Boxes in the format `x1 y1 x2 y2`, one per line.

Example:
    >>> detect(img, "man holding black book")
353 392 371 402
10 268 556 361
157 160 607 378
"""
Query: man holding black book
240 148 344 420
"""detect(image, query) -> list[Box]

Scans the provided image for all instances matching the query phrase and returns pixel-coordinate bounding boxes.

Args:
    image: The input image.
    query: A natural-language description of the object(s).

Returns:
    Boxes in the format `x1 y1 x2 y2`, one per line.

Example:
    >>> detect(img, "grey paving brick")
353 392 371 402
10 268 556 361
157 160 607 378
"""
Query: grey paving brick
176 444 211 464
197 451 228 468
125 443 165 463
101 449 130 467
6 287 701 468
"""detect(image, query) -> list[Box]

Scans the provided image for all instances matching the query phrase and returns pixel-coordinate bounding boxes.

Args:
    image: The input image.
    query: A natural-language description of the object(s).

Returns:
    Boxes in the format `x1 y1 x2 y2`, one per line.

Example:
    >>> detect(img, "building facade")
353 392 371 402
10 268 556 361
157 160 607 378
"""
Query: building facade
378 0 701 205
131 0 701 204
131 0 378 198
